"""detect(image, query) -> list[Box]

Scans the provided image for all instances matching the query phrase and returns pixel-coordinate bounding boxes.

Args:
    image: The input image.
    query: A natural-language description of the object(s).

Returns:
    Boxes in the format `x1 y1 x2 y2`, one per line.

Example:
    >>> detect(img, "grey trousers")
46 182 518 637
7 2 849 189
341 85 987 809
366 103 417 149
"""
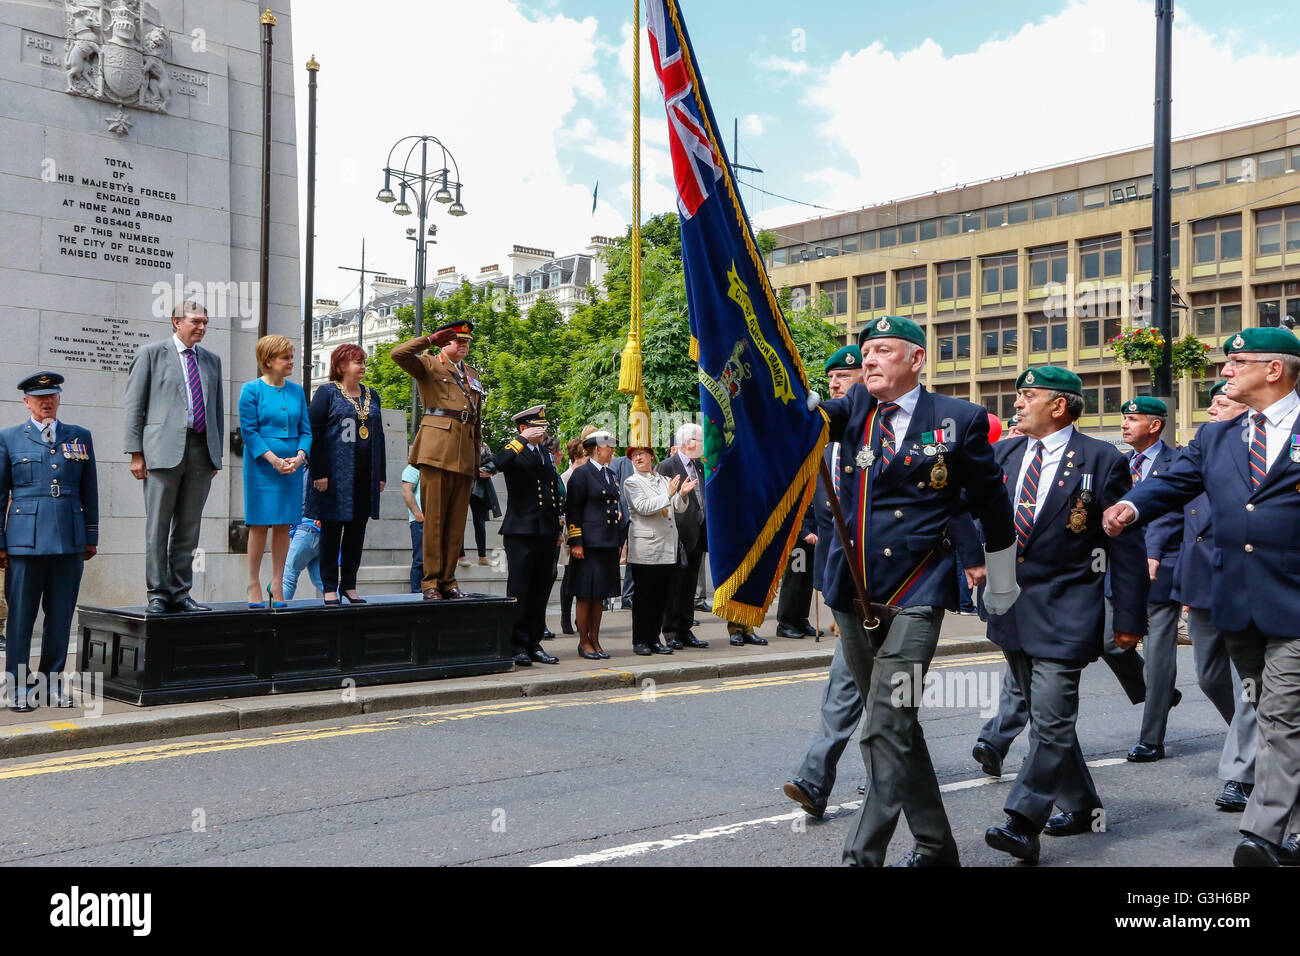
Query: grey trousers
1102 597 1148 705
979 663 1028 757
1223 626 1300 844
793 641 863 799
1136 601 1183 747
833 605 955 866
1187 607 1257 785
143 431 214 605
1004 650 1102 830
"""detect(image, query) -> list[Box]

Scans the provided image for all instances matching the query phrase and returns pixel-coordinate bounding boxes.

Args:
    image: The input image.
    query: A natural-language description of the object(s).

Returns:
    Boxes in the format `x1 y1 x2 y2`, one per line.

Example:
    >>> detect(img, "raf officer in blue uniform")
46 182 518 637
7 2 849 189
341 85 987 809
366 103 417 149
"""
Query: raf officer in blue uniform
981 367 1148 865
1106 327 1300 866
814 316 1019 866
0 372 99 711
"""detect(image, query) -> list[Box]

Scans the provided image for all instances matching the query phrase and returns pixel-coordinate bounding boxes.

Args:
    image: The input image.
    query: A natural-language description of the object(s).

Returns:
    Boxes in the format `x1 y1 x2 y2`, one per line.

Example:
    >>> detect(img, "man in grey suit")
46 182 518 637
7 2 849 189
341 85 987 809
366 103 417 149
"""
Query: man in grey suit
123 300 224 614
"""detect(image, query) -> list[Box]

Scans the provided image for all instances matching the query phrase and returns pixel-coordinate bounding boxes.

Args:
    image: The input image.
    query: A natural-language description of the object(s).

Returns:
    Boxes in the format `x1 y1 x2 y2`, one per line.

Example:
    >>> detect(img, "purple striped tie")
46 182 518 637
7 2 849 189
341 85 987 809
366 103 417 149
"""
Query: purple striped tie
1249 412 1267 490
183 348 206 433
1015 441 1045 549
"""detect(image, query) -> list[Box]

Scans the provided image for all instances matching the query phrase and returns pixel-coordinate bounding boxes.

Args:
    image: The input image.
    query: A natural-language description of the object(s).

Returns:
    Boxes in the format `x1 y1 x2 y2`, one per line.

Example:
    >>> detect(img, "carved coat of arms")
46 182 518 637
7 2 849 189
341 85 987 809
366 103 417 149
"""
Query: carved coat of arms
64 0 172 130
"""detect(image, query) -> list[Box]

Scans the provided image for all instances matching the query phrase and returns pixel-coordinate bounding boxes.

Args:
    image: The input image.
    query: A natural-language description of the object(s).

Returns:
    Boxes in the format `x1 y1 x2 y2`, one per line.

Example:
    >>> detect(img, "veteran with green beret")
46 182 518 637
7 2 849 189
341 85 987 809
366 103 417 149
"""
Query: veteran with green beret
1106 324 1300 865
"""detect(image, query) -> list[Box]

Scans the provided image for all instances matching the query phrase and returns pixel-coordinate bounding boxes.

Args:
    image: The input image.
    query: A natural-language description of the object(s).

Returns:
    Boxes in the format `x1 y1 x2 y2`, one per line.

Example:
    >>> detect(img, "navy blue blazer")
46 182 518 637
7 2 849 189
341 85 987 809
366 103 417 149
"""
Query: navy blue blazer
304 384 387 523
565 461 627 550
1135 442 1184 604
812 442 836 592
984 430 1149 662
1169 491 1212 609
491 437 562 538
818 385 1014 613
0 421 99 555
1125 411 1300 637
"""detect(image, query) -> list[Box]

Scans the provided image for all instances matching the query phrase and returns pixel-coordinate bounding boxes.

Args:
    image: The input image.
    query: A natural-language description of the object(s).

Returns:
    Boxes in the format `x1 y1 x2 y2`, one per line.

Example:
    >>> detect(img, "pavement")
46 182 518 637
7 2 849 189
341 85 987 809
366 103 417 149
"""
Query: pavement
0 594 994 759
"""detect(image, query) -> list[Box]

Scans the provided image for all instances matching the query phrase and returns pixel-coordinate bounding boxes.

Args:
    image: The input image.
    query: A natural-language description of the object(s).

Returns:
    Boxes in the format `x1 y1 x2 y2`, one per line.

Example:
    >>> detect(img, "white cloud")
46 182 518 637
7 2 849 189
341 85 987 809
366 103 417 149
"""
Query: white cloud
740 113 767 136
757 0 1300 226
760 55 811 78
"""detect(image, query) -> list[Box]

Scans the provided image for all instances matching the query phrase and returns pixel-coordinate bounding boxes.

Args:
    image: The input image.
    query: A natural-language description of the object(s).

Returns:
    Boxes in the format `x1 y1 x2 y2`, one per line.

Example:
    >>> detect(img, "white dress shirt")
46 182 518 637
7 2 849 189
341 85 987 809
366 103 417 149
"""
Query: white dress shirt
173 333 201 428
1013 424 1074 521
1252 390 1300 470
878 384 922 446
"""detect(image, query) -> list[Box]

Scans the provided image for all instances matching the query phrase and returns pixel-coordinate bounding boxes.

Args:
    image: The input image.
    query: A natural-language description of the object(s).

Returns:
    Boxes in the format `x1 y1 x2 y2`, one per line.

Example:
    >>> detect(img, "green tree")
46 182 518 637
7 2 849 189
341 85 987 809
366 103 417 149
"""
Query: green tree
756 228 778 256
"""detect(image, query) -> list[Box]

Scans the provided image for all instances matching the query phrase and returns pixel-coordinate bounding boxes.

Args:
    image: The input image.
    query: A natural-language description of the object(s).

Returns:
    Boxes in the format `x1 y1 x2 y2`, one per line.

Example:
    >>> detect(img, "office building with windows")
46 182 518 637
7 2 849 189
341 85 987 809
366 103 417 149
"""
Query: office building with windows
767 113 1300 436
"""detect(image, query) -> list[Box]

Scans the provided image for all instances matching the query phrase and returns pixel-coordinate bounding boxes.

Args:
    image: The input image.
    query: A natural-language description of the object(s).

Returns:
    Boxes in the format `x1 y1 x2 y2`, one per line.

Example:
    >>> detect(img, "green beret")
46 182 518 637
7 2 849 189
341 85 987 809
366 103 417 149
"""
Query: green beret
1121 396 1168 417
858 315 925 350
824 344 862 373
1015 365 1082 395
1209 378 1229 399
1007 415 1019 428
1222 326 1300 357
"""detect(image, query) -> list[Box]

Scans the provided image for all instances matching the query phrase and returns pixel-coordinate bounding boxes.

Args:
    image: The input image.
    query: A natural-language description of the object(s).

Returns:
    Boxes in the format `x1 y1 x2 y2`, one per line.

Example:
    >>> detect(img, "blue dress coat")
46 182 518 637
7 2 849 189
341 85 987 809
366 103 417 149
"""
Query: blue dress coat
239 378 312 526
304 383 386 523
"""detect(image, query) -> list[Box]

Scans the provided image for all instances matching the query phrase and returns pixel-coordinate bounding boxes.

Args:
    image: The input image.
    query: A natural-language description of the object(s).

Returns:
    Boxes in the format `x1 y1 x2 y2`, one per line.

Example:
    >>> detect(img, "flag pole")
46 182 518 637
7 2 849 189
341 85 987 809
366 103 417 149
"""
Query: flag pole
619 0 650 448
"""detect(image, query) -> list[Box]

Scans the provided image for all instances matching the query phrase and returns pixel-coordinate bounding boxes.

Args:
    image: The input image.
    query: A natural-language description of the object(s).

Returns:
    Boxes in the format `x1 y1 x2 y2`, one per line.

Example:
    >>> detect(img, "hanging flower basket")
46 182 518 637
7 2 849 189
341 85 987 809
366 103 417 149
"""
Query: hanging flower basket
1108 326 1166 368
1171 333 1212 379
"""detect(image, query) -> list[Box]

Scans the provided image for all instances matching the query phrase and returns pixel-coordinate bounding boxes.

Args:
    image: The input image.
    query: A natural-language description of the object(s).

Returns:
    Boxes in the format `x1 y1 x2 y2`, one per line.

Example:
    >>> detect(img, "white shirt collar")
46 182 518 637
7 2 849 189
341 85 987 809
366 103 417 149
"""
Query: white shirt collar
173 333 196 354
880 383 922 414
1258 390 1300 427
1032 423 1074 454
1131 438 1164 463
30 418 59 433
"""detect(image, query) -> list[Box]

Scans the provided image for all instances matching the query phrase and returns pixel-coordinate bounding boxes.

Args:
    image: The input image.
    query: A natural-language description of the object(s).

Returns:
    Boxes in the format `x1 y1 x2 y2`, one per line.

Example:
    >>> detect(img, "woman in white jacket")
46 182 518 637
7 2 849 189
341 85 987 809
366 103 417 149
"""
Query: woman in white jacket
623 445 697 655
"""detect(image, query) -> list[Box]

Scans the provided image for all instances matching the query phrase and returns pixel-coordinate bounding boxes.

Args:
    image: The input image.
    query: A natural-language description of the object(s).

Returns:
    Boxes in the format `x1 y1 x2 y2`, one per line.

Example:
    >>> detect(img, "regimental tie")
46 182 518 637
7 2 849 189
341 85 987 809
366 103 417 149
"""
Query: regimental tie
1015 440 1045 549
876 403 899 468
182 348 206 433
1130 451 1145 487
1249 412 1268 490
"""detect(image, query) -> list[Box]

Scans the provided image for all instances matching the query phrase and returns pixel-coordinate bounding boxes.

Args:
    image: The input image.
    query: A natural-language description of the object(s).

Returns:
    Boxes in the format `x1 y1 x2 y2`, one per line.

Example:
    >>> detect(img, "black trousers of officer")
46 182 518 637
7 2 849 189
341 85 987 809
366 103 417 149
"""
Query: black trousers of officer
776 542 814 630
504 534 555 652
4 554 84 685
663 541 703 641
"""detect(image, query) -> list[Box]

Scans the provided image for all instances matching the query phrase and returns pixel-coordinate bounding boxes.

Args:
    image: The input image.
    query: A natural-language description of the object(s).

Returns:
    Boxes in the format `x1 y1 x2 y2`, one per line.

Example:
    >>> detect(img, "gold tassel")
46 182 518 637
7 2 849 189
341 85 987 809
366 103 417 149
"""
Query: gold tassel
628 392 651 449
618 336 642 396
688 335 699 363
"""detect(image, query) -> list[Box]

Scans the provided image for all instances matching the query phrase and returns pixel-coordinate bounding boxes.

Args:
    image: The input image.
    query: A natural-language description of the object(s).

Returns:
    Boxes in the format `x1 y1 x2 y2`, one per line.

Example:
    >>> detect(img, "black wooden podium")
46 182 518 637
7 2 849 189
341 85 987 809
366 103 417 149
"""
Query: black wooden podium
77 594 516 706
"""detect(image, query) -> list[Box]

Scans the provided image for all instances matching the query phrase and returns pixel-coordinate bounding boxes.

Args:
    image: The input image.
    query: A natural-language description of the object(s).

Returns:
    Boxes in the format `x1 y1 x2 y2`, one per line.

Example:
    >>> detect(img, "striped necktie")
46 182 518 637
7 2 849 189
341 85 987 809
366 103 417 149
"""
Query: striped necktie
182 348 206 433
1129 451 1145 486
877 402 899 468
1015 440 1045 549
1249 412 1268 490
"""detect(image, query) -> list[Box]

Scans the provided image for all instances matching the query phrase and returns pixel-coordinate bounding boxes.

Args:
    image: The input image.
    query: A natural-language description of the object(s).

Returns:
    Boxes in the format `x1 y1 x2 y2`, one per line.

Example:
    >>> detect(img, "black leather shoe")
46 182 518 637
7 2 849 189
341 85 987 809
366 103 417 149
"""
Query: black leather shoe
1280 833 1300 866
529 647 560 665
776 624 806 639
888 849 960 867
1234 833 1284 867
441 587 472 600
170 597 211 612
512 651 533 667
650 643 674 655
147 598 169 615
782 778 826 820
743 633 768 646
595 650 610 660
692 619 700 626
1044 809 1096 837
1127 742 1165 762
680 634 709 648
578 650 602 661
985 817 1040 864
729 634 745 647
666 637 684 650
1215 780 1253 812
972 740 1004 778
633 644 653 656
541 628 556 641
801 622 824 637
1171 688 1182 707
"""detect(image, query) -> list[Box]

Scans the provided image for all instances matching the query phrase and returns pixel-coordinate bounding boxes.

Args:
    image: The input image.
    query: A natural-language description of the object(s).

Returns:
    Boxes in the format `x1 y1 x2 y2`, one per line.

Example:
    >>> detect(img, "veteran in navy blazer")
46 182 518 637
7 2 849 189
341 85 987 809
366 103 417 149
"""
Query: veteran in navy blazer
0 373 98 711
1107 327 1300 866
981 367 1149 865
814 316 1018 867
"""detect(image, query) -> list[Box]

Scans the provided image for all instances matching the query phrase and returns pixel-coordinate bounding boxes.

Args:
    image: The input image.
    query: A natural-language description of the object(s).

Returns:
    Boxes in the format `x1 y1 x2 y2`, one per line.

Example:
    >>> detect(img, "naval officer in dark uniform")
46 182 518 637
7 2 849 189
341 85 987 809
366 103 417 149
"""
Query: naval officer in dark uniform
484 405 563 667
0 373 98 711
1106 327 1300 866
815 316 1019 866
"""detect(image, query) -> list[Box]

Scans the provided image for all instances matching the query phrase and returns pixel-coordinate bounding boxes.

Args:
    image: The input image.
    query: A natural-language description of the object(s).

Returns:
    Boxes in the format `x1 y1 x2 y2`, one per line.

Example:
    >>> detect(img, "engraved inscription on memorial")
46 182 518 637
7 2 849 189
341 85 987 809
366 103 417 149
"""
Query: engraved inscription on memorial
51 155 179 273
46 317 153 373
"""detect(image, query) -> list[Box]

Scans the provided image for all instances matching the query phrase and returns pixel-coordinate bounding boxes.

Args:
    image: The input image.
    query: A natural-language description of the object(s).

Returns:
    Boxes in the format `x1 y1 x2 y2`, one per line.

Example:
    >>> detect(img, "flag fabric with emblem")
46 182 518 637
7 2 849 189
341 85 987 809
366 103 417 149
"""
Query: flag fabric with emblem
646 0 827 625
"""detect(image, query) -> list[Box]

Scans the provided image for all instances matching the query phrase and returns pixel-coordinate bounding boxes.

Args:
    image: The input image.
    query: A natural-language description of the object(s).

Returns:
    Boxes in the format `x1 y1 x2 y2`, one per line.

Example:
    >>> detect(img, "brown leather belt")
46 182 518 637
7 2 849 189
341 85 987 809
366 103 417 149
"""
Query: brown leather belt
423 406 472 424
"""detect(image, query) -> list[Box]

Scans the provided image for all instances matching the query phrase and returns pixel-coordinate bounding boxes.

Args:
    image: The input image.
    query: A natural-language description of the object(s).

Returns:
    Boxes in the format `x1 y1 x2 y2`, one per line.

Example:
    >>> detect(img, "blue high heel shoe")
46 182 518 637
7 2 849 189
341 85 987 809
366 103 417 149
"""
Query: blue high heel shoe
267 585 288 610
247 584 266 609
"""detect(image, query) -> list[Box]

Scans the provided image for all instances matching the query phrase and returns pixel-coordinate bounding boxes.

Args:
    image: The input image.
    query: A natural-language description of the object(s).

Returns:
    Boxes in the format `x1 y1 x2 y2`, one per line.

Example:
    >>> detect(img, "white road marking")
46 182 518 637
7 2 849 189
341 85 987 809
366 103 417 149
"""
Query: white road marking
533 756 1131 866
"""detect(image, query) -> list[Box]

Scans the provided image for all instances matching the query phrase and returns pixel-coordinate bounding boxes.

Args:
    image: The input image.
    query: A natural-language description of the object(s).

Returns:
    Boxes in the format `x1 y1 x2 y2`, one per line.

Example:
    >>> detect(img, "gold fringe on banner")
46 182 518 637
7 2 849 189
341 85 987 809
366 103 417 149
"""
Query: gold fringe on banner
688 335 699 363
619 0 646 409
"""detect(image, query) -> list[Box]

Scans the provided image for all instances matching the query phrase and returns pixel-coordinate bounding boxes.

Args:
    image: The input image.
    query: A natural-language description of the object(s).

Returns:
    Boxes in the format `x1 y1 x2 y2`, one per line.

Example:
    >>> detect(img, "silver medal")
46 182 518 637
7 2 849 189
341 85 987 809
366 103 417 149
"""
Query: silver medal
856 446 876 469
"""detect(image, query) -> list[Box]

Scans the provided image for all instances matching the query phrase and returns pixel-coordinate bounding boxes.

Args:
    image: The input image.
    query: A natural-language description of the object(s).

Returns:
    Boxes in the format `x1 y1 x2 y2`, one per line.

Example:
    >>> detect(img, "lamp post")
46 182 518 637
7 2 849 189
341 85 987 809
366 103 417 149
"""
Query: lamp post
376 135 468 442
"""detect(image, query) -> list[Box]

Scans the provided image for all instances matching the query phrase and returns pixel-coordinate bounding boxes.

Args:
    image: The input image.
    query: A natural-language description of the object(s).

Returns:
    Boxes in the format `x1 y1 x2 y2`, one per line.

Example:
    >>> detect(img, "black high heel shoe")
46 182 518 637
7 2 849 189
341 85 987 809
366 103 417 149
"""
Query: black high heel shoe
324 592 342 606
342 591 367 605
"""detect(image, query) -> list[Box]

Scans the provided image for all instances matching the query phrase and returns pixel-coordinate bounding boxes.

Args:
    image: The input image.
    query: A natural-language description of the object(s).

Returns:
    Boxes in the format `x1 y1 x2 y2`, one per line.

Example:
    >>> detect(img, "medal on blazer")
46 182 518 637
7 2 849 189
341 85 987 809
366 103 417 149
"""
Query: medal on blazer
1290 435 1300 463
856 446 875 469
929 455 948 490
1069 474 1092 532
1078 472 1094 504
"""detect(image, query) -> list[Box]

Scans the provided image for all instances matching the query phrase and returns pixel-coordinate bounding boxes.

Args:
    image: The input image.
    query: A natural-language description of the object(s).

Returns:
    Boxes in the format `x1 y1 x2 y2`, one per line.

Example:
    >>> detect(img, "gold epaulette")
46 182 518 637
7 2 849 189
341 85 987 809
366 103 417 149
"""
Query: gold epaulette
567 523 582 541
505 439 524 454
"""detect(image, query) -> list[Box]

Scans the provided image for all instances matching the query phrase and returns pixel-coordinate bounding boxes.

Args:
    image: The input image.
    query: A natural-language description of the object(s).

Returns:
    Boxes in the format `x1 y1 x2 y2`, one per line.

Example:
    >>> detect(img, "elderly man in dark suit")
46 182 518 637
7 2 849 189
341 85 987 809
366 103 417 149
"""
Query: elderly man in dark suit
982 366 1148 865
1106 327 1300 866
123 300 224 614
657 422 710 649
816 316 1018 867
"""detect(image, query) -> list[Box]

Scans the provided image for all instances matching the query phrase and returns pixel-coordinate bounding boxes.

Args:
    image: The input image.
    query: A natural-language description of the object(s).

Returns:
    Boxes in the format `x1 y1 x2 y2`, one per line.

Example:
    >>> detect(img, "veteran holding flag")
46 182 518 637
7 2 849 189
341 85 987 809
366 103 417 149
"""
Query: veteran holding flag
1105 327 1300 866
815 316 1018 866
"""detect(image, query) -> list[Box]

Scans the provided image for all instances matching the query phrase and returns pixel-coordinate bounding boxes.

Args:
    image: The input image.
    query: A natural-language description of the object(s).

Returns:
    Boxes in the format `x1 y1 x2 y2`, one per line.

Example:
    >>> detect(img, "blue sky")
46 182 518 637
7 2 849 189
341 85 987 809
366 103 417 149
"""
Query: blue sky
294 0 1300 302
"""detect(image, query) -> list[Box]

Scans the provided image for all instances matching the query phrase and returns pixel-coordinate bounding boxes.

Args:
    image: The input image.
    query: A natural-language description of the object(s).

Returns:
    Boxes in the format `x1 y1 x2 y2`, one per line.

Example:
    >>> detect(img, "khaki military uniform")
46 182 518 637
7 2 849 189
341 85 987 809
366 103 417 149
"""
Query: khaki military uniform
391 335 483 594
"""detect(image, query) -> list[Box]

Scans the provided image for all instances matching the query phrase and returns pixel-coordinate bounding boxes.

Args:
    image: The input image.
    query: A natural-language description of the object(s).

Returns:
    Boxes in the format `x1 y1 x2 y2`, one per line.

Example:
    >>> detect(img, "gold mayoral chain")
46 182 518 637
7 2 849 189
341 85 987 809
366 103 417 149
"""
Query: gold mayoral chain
337 382 372 440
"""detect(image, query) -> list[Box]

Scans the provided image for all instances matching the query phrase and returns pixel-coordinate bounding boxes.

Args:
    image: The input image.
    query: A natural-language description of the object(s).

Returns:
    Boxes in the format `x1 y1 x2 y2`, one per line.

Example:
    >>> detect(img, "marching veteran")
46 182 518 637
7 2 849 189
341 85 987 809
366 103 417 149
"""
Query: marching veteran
1104 327 1300 866
0 373 98 710
814 315 1018 867
391 321 484 601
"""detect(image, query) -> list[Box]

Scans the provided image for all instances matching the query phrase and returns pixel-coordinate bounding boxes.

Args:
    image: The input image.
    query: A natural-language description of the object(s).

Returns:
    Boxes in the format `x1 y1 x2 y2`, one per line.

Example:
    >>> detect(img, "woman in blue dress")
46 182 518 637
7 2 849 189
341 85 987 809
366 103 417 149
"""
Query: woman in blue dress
240 334 312 607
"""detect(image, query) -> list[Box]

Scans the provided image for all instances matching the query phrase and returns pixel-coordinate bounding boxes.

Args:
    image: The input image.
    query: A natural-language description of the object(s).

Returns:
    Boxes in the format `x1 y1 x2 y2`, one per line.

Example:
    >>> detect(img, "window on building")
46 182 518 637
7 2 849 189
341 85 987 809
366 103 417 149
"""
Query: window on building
1008 201 1030 225
860 232 877 251
1079 317 1121 350
919 220 938 241
1079 371 1123 419
1254 281 1300 328
1079 234 1122 280
841 234 859 254
980 315 1018 363
895 267 927 308
1132 225 1180 275
770 248 788 267
984 206 1006 229
1170 168 1191 194
818 278 848 316
1191 287 1243 337
934 320 971 367
1056 191 1079 215
981 380 1019 421
899 223 917 244
1082 186 1107 210
856 272 887 313
1255 204 1300 266
1192 214 1243 272
1194 162 1222 190
1226 157 1255 184
962 211 981 233
788 285 810 311
1028 312 1068 354
1031 196 1053 220
936 260 971 310
939 215 960 237
1259 149 1288 179
878 227 898 248
980 252 1018 295
1028 243 1068 291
